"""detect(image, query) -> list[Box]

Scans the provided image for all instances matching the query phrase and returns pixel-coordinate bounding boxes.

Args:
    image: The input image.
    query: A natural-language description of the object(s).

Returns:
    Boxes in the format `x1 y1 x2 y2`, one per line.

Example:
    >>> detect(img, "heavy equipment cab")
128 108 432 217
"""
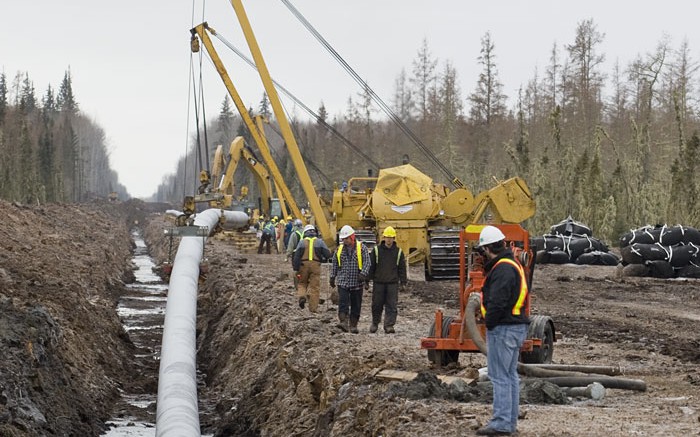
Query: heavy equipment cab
420 224 555 366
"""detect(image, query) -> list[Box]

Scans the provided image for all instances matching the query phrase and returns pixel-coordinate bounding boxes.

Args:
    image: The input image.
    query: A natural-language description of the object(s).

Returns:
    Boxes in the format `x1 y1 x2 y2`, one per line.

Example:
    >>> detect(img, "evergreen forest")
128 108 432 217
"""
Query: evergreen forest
0 70 126 204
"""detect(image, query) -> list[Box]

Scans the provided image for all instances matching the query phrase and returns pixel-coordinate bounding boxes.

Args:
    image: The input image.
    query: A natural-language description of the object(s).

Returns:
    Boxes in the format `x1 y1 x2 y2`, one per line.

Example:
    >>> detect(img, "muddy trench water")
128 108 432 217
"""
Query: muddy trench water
103 229 166 436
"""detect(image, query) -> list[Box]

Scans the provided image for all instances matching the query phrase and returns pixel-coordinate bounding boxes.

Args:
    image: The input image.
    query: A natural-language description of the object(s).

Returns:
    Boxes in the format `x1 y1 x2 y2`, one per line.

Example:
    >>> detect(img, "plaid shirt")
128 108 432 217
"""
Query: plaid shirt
331 241 371 289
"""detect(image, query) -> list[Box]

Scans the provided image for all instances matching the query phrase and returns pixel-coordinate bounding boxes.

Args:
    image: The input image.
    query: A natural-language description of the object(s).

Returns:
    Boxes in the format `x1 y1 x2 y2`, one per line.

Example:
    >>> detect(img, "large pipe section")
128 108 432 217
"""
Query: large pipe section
155 209 248 437
463 292 647 392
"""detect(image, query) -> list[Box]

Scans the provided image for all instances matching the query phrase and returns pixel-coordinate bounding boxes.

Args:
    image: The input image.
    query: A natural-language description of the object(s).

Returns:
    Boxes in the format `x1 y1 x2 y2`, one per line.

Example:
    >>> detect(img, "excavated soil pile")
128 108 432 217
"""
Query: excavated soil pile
0 199 160 436
143 215 700 436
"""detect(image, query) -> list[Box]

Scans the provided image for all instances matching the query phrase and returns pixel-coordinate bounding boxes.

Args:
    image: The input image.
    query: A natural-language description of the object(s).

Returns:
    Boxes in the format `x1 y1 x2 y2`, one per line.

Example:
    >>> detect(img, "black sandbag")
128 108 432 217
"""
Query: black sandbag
536 250 571 264
619 226 655 247
668 244 700 268
658 225 683 246
677 264 700 278
531 236 545 252
645 260 676 279
622 263 650 277
575 251 620 266
550 215 592 236
542 235 566 252
674 226 700 245
566 235 610 260
621 243 670 264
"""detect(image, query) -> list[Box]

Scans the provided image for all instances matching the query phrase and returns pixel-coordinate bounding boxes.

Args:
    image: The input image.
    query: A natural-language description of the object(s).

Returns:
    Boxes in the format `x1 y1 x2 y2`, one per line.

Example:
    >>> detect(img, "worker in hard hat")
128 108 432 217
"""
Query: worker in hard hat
257 216 276 254
330 225 371 333
285 219 304 263
276 216 286 254
283 215 294 249
368 226 407 334
475 225 530 437
293 224 331 313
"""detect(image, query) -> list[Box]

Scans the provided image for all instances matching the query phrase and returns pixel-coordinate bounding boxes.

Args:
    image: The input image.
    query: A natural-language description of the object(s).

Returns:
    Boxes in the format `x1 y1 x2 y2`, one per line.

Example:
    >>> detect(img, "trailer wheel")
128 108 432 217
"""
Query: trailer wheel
427 316 460 366
521 315 554 364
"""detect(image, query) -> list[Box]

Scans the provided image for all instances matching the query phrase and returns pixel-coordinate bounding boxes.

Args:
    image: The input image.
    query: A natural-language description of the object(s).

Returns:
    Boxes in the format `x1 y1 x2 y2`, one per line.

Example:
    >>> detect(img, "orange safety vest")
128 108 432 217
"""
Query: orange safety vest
336 241 364 270
480 258 528 317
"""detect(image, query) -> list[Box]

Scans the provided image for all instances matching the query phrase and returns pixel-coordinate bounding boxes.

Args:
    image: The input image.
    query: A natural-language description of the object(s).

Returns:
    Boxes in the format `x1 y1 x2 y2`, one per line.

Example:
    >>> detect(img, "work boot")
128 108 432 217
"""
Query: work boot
349 317 359 334
336 313 349 332
384 326 395 334
298 297 306 309
369 323 378 333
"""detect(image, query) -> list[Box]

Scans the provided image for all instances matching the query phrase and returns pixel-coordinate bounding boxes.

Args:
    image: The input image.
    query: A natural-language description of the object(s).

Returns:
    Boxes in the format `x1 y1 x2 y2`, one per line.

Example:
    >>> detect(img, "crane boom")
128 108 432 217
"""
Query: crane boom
190 22 302 221
229 0 333 246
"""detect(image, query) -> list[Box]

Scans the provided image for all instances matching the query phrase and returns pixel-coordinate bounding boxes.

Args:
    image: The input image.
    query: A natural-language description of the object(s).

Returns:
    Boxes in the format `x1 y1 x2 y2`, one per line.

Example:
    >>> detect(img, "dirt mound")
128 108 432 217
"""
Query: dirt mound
0 199 147 436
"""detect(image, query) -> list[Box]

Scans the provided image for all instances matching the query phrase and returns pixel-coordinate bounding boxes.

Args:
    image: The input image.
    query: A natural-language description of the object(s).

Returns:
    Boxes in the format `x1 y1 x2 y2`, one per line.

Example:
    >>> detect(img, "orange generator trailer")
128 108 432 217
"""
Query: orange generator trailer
420 223 555 366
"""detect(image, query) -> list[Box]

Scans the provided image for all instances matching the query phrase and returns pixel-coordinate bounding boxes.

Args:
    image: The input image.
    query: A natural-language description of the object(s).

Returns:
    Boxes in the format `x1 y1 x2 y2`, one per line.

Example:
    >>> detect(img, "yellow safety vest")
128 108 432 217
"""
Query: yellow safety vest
304 237 317 261
480 257 528 317
336 241 363 270
374 245 403 265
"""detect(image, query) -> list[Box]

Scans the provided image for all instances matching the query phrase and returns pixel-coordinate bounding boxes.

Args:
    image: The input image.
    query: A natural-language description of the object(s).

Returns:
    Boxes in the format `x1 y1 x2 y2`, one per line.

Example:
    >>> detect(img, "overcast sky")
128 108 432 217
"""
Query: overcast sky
2 1 698 198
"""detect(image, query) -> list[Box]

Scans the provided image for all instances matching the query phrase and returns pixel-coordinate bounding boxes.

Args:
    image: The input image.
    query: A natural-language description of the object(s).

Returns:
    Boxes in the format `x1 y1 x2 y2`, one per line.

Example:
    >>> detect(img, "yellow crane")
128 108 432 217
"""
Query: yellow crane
190 22 302 223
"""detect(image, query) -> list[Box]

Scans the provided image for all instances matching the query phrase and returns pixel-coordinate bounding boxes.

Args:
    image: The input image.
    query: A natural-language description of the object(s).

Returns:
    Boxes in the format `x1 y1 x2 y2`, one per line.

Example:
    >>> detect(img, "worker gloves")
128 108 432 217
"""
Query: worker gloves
329 277 336 288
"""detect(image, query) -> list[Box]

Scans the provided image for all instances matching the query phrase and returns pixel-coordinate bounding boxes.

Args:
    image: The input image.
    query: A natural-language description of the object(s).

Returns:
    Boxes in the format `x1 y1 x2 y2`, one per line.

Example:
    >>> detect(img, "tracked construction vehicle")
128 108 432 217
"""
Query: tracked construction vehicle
420 224 555 365
330 165 536 280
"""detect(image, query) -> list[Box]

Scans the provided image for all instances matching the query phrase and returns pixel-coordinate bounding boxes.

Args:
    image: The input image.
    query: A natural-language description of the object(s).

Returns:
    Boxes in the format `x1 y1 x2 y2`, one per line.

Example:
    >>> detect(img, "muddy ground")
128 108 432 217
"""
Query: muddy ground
146 215 700 436
2 201 699 436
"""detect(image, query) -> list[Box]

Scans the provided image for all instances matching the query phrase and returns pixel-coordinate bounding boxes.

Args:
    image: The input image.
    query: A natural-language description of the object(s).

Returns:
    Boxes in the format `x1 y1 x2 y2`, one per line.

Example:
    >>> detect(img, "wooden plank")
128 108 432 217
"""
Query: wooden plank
375 369 474 385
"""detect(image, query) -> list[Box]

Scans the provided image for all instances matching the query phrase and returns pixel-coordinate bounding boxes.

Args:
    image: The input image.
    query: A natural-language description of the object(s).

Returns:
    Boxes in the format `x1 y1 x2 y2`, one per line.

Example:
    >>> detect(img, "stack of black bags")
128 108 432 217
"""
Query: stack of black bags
620 224 700 278
532 216 620 266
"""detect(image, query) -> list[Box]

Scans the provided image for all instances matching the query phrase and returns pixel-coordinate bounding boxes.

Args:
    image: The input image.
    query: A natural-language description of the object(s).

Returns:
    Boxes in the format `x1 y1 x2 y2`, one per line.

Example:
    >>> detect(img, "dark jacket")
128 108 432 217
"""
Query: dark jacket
292 236 331 271
482 249 530 330
369 241 407 284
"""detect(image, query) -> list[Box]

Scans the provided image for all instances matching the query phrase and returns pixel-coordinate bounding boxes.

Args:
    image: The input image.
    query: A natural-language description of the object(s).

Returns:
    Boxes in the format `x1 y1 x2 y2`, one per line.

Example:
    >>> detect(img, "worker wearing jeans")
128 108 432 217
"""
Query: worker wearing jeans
486 324 528 434
476 226 530 436
330 225 371 333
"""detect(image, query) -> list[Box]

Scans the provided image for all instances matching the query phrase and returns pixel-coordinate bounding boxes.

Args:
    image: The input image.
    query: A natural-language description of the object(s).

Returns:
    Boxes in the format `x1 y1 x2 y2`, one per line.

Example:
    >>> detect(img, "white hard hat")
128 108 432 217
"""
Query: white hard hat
303 224 316 234
339 225 355 239
478 225 506 247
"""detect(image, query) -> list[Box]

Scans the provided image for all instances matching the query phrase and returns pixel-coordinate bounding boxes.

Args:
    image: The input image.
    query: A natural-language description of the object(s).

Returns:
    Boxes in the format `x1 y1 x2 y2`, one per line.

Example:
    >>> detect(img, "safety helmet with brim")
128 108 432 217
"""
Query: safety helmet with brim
478 225 506 247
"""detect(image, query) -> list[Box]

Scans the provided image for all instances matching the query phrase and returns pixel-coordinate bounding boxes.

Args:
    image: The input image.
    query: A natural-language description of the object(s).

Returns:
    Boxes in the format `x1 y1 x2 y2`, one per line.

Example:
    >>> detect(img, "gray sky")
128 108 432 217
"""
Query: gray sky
2 1 697 198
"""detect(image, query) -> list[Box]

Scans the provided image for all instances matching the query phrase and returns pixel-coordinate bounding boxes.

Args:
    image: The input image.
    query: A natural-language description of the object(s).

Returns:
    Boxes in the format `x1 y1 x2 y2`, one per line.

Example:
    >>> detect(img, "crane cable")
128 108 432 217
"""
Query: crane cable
280 0 464 188
211 32 381 171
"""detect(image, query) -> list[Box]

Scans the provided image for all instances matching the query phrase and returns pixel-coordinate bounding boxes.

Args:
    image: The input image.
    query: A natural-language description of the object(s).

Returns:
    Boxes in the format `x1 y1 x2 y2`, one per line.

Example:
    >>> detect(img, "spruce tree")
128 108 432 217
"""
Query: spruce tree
57 70 78 114
0 72 8 122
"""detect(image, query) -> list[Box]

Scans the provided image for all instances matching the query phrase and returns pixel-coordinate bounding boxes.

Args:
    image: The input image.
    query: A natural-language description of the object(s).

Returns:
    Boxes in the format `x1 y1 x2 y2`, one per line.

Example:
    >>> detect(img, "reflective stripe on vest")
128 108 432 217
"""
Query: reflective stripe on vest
336 241 363 270
374 245 402 265
480 258 528 317
304 237 317 261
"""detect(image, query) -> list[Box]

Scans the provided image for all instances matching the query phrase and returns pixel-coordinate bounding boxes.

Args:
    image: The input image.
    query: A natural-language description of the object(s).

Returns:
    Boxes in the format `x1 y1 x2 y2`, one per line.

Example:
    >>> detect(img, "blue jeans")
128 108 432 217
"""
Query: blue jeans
486 323 528 433
338 286 363 320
